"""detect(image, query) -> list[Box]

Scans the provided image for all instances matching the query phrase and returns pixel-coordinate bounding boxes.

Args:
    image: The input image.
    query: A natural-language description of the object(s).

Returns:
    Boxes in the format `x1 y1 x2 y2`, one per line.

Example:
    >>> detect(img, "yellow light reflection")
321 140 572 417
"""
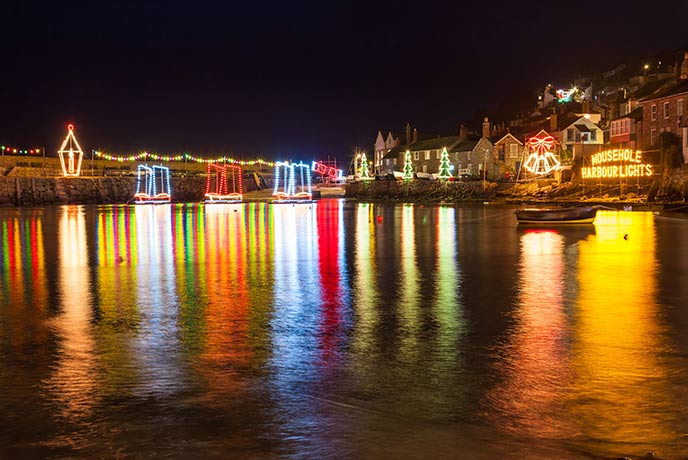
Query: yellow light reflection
352 203 378 350
398 204 420 352
572 210 673 446
50 205 97 420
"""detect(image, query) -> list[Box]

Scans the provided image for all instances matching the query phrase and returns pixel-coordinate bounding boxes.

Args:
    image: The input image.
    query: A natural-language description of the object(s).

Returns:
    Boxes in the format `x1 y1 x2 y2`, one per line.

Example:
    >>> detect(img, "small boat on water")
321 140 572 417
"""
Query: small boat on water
515 205 598 224
654 207 688 222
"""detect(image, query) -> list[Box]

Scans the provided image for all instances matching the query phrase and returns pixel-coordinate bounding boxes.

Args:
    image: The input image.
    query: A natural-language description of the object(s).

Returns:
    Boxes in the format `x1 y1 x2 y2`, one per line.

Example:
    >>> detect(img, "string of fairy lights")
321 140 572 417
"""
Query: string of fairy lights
94 150 276 167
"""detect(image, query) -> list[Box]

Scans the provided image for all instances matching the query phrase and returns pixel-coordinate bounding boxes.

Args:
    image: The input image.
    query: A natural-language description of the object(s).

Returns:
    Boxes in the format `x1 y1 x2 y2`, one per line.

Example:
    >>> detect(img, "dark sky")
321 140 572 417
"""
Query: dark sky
2 0 687 163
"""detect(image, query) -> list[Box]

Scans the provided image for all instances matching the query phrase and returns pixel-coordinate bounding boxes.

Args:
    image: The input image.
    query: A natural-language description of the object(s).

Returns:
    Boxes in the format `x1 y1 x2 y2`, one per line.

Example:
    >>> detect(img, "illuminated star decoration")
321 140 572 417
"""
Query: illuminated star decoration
523 132 561 176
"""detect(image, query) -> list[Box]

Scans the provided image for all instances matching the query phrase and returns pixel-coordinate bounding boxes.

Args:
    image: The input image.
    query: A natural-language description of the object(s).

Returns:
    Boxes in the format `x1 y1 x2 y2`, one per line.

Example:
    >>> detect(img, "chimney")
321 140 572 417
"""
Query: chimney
458 123 468 141
549 113 558 132
405 123 411 145
482 117 490 138
413 128 418 143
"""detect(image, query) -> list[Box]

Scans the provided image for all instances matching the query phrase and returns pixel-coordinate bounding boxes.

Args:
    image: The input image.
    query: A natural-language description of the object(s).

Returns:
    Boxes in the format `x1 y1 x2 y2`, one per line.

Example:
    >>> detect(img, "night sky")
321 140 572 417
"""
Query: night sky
2 1 687 163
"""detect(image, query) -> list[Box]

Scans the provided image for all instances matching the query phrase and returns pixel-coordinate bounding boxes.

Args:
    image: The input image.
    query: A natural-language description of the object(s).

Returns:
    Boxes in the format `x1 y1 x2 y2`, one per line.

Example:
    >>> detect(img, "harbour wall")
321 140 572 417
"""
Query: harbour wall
0 176 266 206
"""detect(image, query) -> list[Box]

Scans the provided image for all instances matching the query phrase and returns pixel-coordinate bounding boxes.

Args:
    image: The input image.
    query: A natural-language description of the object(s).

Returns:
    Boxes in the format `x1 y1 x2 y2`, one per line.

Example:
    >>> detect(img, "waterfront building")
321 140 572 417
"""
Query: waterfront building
491 131 526 177
609 107 643 150
639 78 688 161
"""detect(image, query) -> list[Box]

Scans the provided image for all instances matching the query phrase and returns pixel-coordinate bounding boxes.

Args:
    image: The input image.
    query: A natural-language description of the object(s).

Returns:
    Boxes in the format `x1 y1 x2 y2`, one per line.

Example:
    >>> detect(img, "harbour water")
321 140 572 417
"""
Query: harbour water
1 200 687 459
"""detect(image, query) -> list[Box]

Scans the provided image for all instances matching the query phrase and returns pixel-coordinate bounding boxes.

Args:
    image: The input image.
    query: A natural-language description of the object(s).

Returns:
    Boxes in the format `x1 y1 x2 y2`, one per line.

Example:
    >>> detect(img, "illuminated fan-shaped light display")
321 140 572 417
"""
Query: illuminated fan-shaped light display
57 124 84 177
523 132 561 176
204 163 243 203
134 165 172 204
273 161 312 201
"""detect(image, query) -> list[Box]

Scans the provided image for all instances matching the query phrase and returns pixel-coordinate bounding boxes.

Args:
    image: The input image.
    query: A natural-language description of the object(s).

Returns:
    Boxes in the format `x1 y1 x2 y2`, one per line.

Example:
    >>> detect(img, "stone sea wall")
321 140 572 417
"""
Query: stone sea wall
0 176 218 206
345 179 497 201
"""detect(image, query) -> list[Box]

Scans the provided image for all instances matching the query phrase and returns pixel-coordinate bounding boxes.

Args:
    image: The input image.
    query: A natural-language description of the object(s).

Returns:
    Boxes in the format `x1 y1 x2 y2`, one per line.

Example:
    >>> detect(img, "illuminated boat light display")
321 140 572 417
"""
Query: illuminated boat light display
204 163 243 203
134 165 172 204
273 161 312 201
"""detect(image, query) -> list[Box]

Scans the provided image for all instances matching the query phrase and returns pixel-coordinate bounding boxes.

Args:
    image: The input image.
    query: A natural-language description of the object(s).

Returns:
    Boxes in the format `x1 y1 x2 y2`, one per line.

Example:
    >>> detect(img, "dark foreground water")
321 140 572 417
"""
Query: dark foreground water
1 200 688 459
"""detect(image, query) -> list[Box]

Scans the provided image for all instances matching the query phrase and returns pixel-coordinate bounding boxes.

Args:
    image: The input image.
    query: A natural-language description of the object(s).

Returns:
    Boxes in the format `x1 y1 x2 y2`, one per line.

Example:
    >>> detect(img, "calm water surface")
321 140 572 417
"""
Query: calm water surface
1 200 688 459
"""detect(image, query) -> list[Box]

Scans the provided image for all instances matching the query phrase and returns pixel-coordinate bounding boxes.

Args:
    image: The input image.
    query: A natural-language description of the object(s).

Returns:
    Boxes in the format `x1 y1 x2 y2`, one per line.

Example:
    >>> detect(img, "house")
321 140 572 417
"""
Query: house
403 136 461 175
609 107 643 150
453 137 495 179
374 123 420 174
548 112 604 159
373 130 401 174
491 131 526 177
638 78 688 150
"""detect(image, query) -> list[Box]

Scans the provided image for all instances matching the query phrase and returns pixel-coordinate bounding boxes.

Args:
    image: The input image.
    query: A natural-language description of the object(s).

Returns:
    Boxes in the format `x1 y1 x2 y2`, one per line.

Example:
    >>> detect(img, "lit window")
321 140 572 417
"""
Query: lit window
678 99 684 116
509 144 519 158
424 151 430 160
651 104 657 121
664 101 670 119
651 128 657 145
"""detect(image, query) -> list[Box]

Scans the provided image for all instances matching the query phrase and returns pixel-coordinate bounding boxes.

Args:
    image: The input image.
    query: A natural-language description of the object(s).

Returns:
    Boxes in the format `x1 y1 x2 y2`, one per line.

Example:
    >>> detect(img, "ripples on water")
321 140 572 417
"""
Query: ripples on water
1 202 687 459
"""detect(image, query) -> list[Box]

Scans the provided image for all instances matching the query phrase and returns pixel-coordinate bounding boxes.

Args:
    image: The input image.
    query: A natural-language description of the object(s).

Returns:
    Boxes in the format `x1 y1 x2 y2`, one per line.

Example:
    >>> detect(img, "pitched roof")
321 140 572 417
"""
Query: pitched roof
454 140 479 152
611 107 643 122
641 79 688 101
407 136 460 152
381 144 407 160
488 131 523 144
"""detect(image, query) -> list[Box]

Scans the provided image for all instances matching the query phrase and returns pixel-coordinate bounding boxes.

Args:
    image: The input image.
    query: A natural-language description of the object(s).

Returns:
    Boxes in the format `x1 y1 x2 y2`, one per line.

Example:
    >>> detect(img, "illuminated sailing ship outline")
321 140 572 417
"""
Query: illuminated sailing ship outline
134 164 172 204
204 163 243 203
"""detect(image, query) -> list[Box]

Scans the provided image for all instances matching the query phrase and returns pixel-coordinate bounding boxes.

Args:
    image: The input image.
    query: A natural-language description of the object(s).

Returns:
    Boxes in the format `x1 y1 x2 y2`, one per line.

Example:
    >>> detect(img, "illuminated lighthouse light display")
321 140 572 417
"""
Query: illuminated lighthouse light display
57 124 84 177
204 163 243 203
523 131 561 176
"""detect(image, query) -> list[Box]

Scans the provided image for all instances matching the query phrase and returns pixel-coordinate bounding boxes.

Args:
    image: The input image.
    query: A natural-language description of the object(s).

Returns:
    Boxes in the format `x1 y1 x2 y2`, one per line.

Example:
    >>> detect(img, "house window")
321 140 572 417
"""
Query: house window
467 151 471 160
567 128 574 140
651 128 657 145
413 152 419 161
424 151 430 160
651 104 657 121
467 163 472 172
509 144 519 158
436 150 441 159
591 130 597 141
679 99 684 116
664 101 670 119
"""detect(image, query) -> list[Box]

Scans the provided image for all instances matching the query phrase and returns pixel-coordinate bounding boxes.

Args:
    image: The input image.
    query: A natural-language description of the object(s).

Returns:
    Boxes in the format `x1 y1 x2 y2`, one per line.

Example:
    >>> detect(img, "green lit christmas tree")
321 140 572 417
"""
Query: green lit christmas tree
403 150 413 180
437 147 451 180
360 153 371 179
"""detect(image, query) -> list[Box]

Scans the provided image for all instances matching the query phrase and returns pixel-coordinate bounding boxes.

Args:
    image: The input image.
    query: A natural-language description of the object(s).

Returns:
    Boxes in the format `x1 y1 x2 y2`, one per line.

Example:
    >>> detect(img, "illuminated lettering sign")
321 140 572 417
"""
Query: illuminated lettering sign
580 149 654 179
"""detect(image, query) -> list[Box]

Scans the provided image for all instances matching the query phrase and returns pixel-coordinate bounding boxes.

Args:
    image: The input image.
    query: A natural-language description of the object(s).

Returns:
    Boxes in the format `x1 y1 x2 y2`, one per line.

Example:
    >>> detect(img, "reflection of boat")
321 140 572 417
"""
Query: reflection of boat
517 225 596 244
654 207 688 222
515 206 598 224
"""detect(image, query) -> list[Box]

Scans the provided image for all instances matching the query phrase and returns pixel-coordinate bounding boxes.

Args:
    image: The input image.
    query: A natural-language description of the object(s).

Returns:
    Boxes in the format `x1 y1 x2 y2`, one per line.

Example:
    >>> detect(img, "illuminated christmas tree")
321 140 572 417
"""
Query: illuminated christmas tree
360 153 371 179
437 147 451 180
403 150 414 180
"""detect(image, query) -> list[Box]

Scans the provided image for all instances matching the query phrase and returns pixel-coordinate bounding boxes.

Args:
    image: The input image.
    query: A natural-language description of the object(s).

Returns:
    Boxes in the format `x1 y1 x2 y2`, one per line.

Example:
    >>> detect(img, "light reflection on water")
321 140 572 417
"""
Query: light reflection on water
0 203 687 459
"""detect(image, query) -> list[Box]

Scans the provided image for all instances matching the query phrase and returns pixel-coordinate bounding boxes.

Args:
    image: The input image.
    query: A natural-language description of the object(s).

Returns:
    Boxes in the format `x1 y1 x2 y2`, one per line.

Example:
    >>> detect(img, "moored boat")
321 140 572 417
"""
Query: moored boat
515 205 598 224
654 208 688 222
